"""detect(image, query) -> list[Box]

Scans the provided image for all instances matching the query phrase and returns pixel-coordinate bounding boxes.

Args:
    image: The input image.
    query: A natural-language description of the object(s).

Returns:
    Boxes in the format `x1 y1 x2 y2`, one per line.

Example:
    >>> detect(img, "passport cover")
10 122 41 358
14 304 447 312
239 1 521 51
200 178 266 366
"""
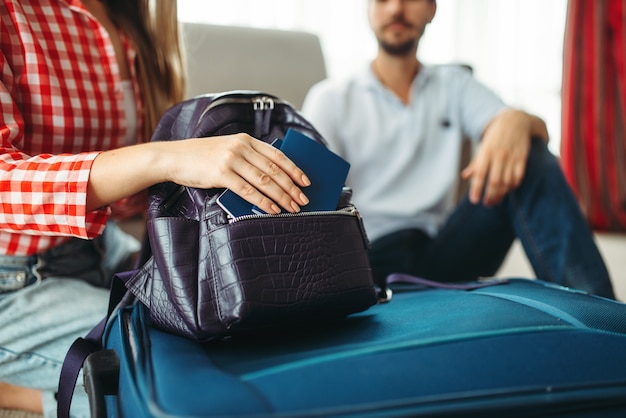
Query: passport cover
277 128 350 212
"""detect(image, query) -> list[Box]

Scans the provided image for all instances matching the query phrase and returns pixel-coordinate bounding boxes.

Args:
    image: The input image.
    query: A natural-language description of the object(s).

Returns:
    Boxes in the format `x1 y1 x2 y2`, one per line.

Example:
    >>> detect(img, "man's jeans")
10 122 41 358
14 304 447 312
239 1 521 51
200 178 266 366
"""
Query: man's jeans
369 139 615 299
0 222 140 418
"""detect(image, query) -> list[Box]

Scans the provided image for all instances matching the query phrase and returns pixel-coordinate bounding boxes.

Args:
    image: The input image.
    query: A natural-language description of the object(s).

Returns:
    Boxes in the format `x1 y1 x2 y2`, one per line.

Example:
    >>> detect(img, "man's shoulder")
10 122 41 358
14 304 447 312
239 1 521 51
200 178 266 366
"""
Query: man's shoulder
423 63 475 82
419 63 488 99
307 67 373 99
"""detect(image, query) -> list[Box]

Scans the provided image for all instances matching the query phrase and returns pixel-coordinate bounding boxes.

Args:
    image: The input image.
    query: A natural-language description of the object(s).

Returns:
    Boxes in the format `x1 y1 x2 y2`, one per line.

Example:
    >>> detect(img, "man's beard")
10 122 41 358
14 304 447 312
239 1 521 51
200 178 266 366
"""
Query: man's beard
378 38 417 56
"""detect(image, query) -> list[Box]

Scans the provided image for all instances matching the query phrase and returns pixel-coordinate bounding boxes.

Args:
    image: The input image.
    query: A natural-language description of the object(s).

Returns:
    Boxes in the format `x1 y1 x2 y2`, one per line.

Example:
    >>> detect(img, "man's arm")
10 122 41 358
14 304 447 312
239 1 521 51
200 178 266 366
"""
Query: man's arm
301 81 344 155
462 108 549 206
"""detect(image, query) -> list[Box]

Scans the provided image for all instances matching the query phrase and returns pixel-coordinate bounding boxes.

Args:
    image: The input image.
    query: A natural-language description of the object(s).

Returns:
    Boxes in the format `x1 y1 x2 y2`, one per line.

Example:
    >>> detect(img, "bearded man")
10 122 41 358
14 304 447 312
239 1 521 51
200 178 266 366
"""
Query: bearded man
302 0 615 298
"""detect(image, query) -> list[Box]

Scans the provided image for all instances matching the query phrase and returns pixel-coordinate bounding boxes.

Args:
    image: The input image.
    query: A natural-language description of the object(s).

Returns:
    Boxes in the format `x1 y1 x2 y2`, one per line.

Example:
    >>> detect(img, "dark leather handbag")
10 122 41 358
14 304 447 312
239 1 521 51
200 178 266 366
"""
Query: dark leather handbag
125 91 377 341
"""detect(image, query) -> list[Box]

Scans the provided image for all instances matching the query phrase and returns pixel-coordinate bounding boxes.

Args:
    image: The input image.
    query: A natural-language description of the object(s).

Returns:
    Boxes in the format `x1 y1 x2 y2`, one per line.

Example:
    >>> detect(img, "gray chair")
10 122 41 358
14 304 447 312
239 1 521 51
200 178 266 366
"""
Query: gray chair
182 23 327 108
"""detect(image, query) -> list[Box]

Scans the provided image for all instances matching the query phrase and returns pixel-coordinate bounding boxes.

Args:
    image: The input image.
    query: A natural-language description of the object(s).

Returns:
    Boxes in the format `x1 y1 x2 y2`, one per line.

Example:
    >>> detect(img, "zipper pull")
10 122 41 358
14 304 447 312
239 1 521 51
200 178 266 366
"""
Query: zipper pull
262 97 274 110
253 96 274 138
253 97 275 110
353 208 372 249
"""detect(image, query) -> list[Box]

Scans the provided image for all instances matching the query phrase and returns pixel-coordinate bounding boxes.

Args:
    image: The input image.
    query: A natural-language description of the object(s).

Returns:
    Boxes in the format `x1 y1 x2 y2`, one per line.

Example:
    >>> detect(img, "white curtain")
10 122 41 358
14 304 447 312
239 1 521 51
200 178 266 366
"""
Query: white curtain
178 0 567 154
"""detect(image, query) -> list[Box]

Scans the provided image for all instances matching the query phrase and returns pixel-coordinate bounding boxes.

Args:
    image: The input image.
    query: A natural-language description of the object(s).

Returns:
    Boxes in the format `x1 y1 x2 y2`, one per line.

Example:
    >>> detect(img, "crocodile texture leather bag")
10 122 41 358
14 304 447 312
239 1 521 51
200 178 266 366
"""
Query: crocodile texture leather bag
124 91 377 342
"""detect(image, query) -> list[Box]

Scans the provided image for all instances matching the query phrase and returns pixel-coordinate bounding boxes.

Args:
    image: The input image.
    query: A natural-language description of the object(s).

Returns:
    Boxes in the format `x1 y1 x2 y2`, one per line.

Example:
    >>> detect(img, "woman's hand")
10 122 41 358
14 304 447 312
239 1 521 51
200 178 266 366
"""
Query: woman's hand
163 134 311 214
88 133 310 215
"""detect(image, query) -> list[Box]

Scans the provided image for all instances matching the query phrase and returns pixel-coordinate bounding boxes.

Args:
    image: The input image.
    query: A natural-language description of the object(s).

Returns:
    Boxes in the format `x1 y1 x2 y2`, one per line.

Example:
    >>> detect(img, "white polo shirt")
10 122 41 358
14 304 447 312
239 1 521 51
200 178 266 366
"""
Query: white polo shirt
301 64 506 242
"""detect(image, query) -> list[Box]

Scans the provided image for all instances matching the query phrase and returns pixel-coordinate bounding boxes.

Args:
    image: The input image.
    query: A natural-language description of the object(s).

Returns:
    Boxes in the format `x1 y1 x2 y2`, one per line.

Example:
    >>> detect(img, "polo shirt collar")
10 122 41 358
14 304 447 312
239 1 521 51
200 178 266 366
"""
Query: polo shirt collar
358 62 433 104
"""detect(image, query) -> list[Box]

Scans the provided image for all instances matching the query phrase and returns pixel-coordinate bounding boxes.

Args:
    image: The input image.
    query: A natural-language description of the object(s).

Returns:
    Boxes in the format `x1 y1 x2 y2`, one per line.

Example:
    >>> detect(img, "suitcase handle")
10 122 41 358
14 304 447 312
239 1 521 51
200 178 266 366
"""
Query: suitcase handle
83 349 120 418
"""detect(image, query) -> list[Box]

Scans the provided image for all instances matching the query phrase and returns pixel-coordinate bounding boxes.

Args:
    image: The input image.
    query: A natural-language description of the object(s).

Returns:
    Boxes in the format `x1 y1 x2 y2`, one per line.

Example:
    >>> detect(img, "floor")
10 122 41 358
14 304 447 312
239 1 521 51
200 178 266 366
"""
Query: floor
495 232 626 302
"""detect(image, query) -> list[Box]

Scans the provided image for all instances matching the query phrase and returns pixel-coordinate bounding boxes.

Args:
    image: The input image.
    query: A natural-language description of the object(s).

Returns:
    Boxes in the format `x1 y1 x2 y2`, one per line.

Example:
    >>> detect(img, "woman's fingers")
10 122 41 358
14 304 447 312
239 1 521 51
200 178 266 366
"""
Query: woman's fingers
246 139 311 208
251 139 311 188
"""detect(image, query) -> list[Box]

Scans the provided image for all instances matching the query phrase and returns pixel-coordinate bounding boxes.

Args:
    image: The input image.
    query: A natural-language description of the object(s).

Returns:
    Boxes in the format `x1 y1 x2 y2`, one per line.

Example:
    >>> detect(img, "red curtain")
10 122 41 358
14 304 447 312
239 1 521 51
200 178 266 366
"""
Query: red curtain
561 0 626 232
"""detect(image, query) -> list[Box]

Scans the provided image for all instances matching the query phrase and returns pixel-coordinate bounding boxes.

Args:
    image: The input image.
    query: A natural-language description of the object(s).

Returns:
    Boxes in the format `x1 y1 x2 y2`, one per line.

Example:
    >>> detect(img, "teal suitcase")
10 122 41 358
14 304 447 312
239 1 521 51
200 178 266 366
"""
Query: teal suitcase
84 278 626 417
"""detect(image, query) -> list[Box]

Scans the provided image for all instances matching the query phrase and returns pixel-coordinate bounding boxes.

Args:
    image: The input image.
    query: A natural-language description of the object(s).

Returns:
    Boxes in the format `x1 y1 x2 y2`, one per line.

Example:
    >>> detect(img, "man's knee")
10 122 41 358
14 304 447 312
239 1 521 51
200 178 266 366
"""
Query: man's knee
520 138 567 190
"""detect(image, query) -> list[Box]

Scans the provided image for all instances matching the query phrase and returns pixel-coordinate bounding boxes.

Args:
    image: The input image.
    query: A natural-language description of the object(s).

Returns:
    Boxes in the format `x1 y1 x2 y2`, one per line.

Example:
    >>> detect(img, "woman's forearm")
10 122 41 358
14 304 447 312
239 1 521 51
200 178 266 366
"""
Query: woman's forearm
87 141 169 212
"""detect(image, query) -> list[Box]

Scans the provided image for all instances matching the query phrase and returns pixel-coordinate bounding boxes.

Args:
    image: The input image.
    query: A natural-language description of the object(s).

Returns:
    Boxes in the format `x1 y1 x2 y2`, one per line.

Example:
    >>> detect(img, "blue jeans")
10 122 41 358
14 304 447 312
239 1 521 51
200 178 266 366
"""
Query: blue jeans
368 139 615 299
0 222 140 418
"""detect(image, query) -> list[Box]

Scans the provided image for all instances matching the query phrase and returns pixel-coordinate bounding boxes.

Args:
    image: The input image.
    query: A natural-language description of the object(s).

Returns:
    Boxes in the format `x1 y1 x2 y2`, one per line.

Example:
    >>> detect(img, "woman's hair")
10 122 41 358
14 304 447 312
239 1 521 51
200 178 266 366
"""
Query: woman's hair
106 0 186 140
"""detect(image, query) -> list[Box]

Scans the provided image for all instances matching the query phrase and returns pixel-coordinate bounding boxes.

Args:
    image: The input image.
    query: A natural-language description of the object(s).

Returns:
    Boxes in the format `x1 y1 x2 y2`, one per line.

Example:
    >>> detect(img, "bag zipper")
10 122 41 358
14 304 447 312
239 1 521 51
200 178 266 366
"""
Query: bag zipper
228 207 371 248
227 206 357 223
198 95 288 121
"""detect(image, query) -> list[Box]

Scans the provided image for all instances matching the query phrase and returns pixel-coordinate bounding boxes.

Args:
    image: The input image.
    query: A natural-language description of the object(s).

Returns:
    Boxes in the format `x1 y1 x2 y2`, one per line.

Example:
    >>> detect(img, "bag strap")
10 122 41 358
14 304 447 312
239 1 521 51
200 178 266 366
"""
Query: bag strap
387 273 510 290
56 270 136 418
378 273 510 303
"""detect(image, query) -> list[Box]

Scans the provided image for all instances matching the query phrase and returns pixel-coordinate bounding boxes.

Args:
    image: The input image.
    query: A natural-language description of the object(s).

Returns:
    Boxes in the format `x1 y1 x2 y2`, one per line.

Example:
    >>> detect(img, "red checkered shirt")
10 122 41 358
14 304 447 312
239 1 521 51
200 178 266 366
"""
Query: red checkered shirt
0 0 143 255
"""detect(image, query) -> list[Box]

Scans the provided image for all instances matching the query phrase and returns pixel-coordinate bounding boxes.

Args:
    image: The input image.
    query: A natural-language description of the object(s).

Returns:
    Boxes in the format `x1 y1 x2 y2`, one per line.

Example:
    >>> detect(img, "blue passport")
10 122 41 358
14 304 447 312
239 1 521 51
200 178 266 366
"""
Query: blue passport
217 130 350 217
276 128 350 212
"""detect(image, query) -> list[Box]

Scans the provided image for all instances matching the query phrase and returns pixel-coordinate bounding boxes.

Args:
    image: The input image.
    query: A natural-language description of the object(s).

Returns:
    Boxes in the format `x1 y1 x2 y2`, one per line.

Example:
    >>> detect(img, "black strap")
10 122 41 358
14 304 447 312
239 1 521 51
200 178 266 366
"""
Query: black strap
378 273 510 303
56 270 136 418
386 273 510 290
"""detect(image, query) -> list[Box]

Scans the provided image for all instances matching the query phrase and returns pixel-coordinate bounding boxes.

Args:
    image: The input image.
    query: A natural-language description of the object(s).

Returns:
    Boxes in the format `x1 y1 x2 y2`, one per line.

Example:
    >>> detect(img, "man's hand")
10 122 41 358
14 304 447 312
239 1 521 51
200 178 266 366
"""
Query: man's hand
462 108 548 207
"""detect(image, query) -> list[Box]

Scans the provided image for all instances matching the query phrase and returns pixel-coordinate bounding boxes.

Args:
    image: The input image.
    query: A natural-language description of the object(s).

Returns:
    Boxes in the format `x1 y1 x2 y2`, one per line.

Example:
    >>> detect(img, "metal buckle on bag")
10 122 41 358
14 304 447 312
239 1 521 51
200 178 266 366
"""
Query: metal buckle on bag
376 286 393 304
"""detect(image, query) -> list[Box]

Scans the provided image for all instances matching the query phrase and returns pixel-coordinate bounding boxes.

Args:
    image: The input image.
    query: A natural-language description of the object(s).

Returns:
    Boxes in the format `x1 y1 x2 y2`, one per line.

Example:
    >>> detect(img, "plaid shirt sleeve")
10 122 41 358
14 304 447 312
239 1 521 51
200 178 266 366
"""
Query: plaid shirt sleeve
0 0 142 255
0 74 109 247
